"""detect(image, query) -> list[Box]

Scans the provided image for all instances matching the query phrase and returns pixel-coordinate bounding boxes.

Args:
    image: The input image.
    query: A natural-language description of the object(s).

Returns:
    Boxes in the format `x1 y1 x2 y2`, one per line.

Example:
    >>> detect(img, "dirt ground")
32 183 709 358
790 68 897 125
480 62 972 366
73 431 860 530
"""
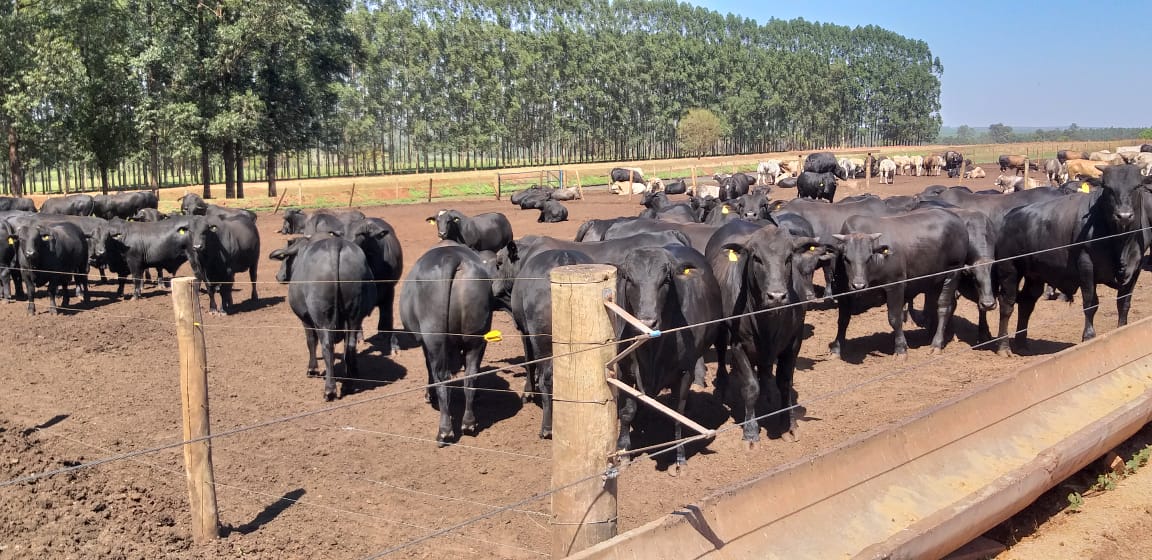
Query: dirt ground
1 165 1149 559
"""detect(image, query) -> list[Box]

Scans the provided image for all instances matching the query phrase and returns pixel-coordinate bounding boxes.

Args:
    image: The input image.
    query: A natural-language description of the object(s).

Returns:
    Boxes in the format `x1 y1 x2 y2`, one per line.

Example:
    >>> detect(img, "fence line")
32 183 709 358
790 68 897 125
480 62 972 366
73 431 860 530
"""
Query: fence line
340 426 548 461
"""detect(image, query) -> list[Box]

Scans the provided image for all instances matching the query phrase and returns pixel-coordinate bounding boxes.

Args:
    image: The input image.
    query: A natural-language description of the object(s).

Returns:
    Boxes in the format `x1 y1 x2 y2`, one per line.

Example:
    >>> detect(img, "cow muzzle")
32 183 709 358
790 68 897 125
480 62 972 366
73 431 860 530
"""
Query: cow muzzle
850 281 868 291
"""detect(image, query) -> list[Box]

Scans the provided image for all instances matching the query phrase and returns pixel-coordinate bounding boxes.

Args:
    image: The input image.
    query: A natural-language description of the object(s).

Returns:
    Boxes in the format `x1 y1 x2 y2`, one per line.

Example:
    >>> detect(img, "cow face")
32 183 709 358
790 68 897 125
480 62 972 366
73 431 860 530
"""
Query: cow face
429 209 463 240
733 227 819 307
1097 164 1152 228
617 248 675 330
831 232 888 292
14 225 54 264
186 217 220 255
269 237 309 283
280 209 305 234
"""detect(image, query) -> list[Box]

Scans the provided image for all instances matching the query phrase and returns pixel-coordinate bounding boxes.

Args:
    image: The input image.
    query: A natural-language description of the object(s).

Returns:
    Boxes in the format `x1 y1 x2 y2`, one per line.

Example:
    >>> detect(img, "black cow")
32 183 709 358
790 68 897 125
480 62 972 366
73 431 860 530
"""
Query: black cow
537 200 568 223
796 171 837 202
510 249 595 439
705 218 827 303
92 191 158 220
943 151 964 178
428 210 513 252
1057 150 1090 163
399 242 494 445
131 208 168 222
708 225 818 445
510 185 553 210
179 193 257 222
803 152 847 179
1141 144 1152 153
270 236 377 401
993 164 1150 356
664 179 688 195
829 209 970 359
11 221 89 315
0 197 36 212
716 173 755 200
290 209 366 238
614 245 721 468
574 218 633 242
776 176 798 189
733 191 773 220
783 196 892 295
97 217 192 299
345 218 404 355
610 167 645 184
40 194 93 216
602 219 719 252
933 187 1066 232
948 208 999 341
186 215 261 315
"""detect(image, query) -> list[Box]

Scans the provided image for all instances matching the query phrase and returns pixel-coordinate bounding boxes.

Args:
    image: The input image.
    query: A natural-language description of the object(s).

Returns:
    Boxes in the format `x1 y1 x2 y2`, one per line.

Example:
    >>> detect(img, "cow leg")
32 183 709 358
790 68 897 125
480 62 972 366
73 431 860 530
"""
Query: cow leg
828 298 851 360
538 359 554 440
434 377 454 446
341 330 360 399
0 268 9 302
318 329 339 401
1117 276 1138 327
776 338 802 442
249 266 259 302
460 344 483 435
977 308 992 344
887 286 908 358
615 357 641 454
77 273 89 303
712 327 729 396
671 372 692 471
729 345 761 447
24 274 35 315
995 265 1021 357
220 276 236 315
47 282 59 315
1014 278 1046 350
930 274 960 353
377 283 395 355
1078 254 1099 341
304 327 320 377
206 284 221 314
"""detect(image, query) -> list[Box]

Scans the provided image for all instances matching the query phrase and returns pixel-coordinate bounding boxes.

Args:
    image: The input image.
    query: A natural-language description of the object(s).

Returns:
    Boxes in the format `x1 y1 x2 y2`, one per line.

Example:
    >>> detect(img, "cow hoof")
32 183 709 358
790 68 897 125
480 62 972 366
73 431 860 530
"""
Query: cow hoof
827 352 842 362
539 429 552 440
668 463 684 477
436 432 454 447
996 348 1014 358
461 422 478 435
323 390 337 402
306 369 320 378
742 440 756 451
893 353 908 361
521 393 533 404
929 347 942 356
781 430 799 443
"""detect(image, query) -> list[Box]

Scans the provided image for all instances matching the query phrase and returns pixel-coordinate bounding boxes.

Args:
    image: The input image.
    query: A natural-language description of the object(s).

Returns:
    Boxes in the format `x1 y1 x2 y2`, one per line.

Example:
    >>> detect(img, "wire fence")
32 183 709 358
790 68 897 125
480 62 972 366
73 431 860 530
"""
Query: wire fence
2 206 1150 558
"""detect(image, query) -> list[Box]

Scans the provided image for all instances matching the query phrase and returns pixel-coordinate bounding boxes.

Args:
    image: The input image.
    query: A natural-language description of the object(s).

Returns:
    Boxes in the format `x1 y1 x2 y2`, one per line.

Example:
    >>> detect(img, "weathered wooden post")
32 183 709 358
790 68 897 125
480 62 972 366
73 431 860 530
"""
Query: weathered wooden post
426 177 433 203
865 152 872 190
348 182 356 207
496 173 502 201
550 264 619 558
272 188 288 214
171 277 219 543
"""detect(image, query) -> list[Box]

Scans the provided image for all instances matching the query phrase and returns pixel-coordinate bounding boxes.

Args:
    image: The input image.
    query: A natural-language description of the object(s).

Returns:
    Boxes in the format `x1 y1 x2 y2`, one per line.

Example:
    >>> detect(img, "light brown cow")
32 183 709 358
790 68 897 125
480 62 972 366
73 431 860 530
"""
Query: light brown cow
1065 159 1107 180
923 154 944 176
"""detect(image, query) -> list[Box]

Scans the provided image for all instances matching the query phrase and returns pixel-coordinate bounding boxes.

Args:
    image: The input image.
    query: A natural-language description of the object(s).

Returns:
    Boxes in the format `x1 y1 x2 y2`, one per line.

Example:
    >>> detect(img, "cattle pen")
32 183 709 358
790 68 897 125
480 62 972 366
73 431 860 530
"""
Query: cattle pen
3 173 1152 559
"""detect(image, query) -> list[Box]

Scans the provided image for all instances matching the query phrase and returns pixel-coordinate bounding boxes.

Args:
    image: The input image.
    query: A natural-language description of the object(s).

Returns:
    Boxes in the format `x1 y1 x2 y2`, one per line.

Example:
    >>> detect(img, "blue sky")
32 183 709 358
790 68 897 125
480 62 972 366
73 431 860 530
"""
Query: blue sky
692 0 1150 128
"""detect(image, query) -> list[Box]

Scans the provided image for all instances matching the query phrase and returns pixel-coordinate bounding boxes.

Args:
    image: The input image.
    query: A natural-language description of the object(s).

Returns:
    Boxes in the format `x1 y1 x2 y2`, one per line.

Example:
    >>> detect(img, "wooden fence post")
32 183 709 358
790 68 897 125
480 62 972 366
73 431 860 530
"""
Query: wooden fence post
550 264 619 558
496 173 502 201
574 169 583 200
865 152 872 190
427 177 433 203
691 167 697 194
348 182 356 208
171 277 220 544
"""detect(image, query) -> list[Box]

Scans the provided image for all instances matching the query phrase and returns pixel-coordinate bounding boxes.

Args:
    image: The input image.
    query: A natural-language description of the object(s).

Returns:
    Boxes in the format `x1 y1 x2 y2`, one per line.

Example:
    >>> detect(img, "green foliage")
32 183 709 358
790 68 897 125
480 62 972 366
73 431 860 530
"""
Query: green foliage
1066 492 1084 513
1140 129 1152 140
677 109 725 156
988 123 1014 143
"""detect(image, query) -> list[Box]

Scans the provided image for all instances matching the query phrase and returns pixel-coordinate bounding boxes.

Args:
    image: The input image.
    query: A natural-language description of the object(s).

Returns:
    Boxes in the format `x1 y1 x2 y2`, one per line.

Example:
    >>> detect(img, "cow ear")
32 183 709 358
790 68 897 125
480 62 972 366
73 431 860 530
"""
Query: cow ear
792 236 821 253
269 248 286 261
425 217 435 224
177 227 187 236
41 233 51 241
209 224 218 232
720 243 744 262
874 244 892 256
1086 176 1104 189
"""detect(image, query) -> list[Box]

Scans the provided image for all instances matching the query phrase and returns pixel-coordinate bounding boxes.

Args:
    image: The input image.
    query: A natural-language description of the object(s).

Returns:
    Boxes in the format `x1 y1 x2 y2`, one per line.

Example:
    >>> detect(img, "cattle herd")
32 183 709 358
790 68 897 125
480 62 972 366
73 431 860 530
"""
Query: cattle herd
2 146 1150 469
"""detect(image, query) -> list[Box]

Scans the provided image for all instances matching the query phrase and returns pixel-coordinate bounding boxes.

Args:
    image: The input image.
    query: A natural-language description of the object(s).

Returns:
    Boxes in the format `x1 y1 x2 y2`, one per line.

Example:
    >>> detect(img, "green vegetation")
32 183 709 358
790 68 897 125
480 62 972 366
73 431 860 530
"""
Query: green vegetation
938 123 1148 145
1 0 943 198
678 109 726 157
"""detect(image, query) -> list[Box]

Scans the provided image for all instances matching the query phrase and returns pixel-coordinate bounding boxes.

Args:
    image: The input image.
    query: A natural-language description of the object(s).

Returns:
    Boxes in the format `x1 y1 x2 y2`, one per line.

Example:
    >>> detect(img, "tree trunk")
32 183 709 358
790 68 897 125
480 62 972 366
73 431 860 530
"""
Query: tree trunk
222 139 236 198
200 142 211 199
235 143 244 199
7 123 24 198
266 149 277 197
149 132 160 192
99 164 110 195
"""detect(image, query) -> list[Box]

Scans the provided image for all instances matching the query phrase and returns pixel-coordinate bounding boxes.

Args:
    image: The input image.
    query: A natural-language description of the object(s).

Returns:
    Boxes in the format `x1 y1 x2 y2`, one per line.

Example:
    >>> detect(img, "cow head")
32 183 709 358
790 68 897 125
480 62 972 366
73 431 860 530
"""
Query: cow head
179 193 207 216
1095 164 1152 229
280 208 305 234
185 216 221 256
640 191 667 210
14 225 54 264
616 247 675 330
831 232 888 292
268 237 310 283
428 209 465 240
726 226 820 307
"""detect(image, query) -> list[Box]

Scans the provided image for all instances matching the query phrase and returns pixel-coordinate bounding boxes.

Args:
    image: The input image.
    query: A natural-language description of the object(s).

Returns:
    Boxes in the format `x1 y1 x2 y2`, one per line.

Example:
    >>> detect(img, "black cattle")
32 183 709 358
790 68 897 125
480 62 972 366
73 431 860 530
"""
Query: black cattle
705 218 827 303
829 209 970 359
131 208 168 222
610 167 644 184
300 210 365 238
345 218 404 355
934 187 1067 232
92 191 158 220
96 217 192 299
0 197 36 212
948 208 999 341
708 225 818 445
1057 149 1091 163
510 185 553 210
40 194 93 216
574 218 633 242
783 196 892 295
602 219 719 252
429 210 513 253
27 214 112 281
0 220 24 301
399 242 494 445
510 249 595 439
1058 180 1098 195
280 208 307 234
270 237 376 401
776 176 798 189
186 215 260 315
732 191 773 220
796 171 837 202
537 200 568 223
179 193 257 222
496 231 691 290
994 165 1150 356
1141 144 1152 153
883 195 919 211
716 173 755 200
918 185 957 199
664 179 688 195
803 152 847 179
614 245 721 467
11 221 89 315
943 150 964 178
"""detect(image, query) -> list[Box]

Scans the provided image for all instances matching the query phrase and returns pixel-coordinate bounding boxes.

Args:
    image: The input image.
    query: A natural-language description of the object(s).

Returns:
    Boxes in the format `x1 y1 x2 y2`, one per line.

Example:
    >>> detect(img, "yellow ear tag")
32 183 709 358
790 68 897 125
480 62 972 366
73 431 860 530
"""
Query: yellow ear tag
727 249 739 262
6 238 12 246
427 219 435 224
721 206 730 214
682 268 693 276
483 330 502 343
1080 182 1090 193
808 245 818 252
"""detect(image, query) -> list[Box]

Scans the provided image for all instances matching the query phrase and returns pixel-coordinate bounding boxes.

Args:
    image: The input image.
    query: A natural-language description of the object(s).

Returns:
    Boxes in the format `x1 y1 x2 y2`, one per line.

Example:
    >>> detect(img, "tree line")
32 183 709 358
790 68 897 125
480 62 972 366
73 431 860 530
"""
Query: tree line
937 124 1151 145
1 0 943 199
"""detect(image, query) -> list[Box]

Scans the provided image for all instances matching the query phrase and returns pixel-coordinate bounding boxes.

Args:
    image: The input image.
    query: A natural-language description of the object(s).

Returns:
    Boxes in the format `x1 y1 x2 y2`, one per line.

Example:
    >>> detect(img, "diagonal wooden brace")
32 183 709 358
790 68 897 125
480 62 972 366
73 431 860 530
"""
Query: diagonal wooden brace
604 377 715 438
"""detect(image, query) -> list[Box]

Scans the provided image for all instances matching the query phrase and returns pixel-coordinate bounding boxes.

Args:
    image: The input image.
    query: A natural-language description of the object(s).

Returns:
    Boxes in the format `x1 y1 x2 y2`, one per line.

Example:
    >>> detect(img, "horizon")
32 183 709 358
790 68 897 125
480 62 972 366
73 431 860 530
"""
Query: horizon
691 0 1151 129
